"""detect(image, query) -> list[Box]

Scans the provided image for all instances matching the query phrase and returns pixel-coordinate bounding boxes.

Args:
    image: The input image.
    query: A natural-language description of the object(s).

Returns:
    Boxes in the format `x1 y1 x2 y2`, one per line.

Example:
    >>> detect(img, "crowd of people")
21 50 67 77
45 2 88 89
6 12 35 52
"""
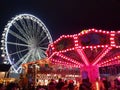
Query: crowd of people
0 77 120 90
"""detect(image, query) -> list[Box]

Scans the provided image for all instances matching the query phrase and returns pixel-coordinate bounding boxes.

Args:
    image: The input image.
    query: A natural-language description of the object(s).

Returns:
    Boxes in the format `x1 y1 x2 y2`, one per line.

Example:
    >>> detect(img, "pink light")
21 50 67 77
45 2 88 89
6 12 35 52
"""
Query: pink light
86 46 89 48
50 58 80 68
88 29 91 32
117 31 120 33
111 34 115 36
118 76 120 81
99 30 102 32
75 44 79 47
92 28 95 31
92 47 111 65
85 30 89 34
77 49 89 65
105 45 108 47
98 54 120 66
103 31 106 33
110 38 114 40
97 45 100 48
75 40 78 42
90 46 93 48
56 53 84 67
78 33 81 36
107 31 109 34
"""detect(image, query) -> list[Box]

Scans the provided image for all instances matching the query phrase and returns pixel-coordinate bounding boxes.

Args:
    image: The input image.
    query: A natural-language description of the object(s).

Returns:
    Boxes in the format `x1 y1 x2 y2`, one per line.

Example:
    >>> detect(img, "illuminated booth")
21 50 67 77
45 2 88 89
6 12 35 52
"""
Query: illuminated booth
22 58 80 87
47 29 120 82
0 64 16 84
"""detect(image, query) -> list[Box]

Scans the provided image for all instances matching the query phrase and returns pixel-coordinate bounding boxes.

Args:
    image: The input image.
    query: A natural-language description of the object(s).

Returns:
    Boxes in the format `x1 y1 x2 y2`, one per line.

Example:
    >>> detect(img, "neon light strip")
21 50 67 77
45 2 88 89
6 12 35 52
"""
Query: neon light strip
92 47 112 65
74 34 89 65
79 45 109 49
110 32 116 47
100 59 119 67
48 52 57 60
57 53 84 67
98 55 120 67
50 58 80 68
76 48 89 65
58 48 75 53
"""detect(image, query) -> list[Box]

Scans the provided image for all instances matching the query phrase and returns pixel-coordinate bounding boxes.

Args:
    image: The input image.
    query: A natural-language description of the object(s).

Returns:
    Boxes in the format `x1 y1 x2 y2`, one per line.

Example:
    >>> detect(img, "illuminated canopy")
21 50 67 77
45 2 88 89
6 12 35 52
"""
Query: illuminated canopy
47 29 120 68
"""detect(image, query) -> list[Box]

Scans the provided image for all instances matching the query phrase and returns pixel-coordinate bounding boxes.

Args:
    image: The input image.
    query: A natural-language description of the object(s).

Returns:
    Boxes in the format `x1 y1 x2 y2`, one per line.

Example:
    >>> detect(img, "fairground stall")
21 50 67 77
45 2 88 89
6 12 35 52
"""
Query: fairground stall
46 29 120 83
0 64 16 85
22 58 80 87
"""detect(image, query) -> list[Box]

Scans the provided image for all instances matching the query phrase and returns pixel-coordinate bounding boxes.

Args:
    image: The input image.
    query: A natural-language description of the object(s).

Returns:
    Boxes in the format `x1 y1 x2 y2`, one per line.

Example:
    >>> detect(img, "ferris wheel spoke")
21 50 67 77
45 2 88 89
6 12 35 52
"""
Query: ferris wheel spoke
35 26 40 39
31 50 37 61
26 19 33 36
39 47 48 50
39 42 49 46
40 28 45 36
9 48 29 56
21 19 32 39
39 48 46 56
13 22 29 40
11 66 18 73
32 20 37 32
14 54 28 67
36 24 41 35
26 19 32 29
31 20 36 38
37 29 44 40
40 49 46 58
17 67 22 73
19 19 30 40
36 49 41 59
9 29 28 44
29 24 34 37
39 35 48 44
6 41 30 47
14 51 31 66
37 48 45 59
23 50 35 63
21 50 33 64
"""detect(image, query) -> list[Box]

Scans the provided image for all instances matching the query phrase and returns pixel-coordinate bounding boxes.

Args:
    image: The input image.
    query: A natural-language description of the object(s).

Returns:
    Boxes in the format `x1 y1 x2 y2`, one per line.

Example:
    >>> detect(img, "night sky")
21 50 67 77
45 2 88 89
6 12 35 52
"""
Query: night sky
0 0 120 62
1 0 120 40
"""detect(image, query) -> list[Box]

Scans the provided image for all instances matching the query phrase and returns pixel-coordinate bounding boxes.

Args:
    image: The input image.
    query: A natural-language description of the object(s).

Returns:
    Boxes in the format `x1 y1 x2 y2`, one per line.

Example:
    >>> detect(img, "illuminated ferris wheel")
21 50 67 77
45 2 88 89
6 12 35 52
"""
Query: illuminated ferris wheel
1 14 53 73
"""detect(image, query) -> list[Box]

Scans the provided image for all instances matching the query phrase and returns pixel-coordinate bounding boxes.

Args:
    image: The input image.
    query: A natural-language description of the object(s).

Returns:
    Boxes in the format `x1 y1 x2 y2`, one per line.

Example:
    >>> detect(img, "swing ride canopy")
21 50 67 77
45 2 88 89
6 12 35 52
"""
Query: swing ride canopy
47 29 120 68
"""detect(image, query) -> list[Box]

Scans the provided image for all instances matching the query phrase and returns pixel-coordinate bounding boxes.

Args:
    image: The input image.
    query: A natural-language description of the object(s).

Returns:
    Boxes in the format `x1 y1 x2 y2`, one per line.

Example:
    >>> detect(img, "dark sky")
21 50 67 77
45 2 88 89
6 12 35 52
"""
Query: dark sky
0 0 120 40
0 0 120 63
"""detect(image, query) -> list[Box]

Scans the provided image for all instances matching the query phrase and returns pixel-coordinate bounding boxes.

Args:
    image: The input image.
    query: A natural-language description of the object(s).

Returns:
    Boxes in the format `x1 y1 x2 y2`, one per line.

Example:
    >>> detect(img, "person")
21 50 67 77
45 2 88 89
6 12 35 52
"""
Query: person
68 80 74 90
93 78 105 90
102 78 111 90
79 78 92 90
61 80 69 90
108 79 117 90
56 78 64 90
74 81 79 90
114 78 120 90
0 83 5 90
48 79 56 90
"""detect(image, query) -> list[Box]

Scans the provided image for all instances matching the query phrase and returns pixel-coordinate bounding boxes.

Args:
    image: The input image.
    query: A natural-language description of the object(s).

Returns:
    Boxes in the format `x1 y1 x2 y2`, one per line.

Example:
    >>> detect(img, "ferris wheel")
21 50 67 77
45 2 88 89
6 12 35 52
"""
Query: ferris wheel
1 14 53 73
